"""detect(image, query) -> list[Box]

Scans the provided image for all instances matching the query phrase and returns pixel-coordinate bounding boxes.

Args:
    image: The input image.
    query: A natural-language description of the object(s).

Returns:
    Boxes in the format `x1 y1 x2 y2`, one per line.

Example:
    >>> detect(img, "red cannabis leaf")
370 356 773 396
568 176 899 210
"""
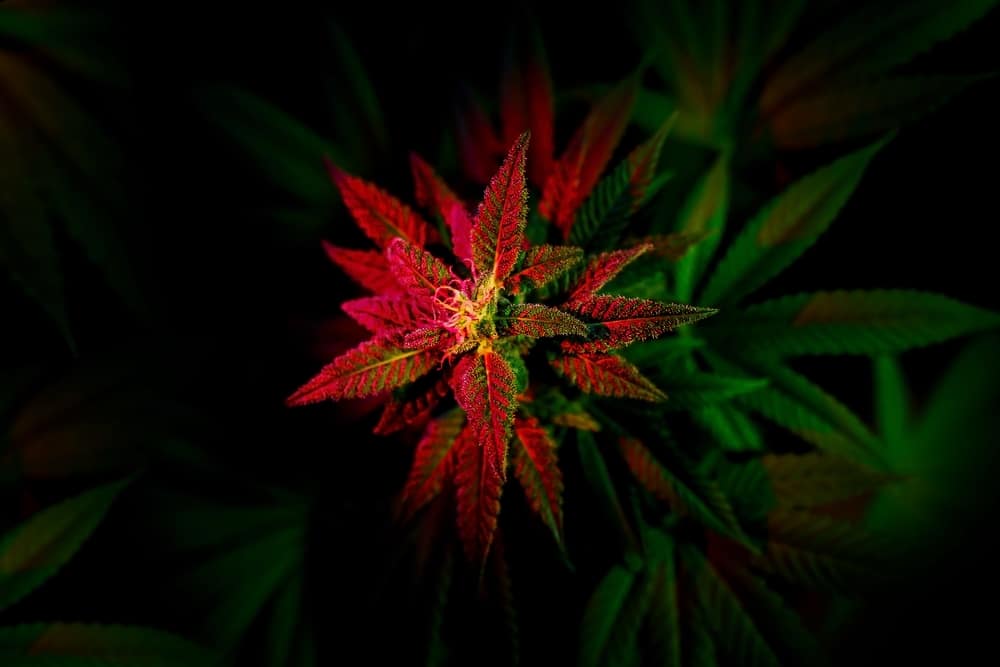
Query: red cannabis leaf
290 120 713 566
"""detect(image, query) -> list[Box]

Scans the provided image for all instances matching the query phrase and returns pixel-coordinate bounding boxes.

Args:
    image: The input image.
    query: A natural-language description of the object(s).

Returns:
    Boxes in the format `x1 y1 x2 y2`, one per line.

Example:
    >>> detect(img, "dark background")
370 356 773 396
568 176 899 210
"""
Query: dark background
5 1 1000 665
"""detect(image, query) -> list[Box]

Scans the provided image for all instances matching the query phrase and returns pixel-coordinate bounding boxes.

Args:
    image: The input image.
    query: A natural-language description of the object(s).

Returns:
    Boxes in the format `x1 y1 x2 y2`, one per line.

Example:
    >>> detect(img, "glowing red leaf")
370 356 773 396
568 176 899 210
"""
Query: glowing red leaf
410 152 463 220
456 88 504 183
341 294 431 333
507 244 583 294
373 374 451 435
566 243 652 304
497 304 587 338
386 237 454 299
403 327 452 350
472 132 530 287
512 416 564 541
455 420 504 567
562 296 717 353
398 409 467 521
286 337 438 405
326 161 435 248
500 30 555 188
450 349 518 482
551 352 666 401
322 242 399 294
447 203 474 265
539 76 639 237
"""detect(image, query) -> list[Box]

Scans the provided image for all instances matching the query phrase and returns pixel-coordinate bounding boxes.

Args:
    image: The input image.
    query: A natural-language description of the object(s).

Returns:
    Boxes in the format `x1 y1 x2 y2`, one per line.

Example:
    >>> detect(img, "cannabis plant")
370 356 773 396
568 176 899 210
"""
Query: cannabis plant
286 27 1000 665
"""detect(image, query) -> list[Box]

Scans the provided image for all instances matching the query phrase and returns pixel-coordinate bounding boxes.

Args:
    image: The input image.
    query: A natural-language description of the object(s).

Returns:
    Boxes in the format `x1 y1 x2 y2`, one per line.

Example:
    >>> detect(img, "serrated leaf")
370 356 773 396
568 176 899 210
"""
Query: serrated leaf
507 244 583 294
618 438 753 548
341 294 431 334
579 565 657 667
704 290 1000 356
286 337 437 405
410 152 463 222
681 544 781 667
373 373 450 435
498 303 587 338
0 478 129 611
700 138 886 306
571 115 675 250
760 0 999 118
324 22 388 160
472 132 530 288
501 25 555 188
541 75 639 236
764 453 893 509
552 353 666 402
566 244 652 304
512 416 564 543
651 367 768 410
577 431 641 557
673 155 729 301
385 237 454 299
399 410 467 522
326 162 435 249
0 623 217 666
724 355 883 466
196 85 348 203
642 544 681 667
563 295 717 353
873 355 908 448
450 349 519 482
766 75 988 149
446 204 474 266
454 422 504 568
757 510 887 592
691 403 764 452
321 242 399 294
455 86 504 184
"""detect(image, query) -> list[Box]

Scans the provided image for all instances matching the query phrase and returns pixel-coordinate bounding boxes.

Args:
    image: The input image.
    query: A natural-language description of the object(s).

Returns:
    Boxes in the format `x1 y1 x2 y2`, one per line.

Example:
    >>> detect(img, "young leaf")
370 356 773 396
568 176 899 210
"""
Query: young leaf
385 237 454 299
551 353 667 402
703 290 1000 356
500 26 555 188
410 152 463 221
540 75 639 236
512 416 564 543
0 624 217 666
566 243 653 304
507 244 583 294
341 294 431 334
763 453 894 509
451 349 519 481
619 438 753 548
472 132 530 287
563 295 717 353
672 154 729 301
497 304 587 338
321 242 399 294
454 422 504 567
326 162 435 249
570 115 676 250
0 478 129 611
399 410 467 522
700 138 886 306
286 337 437 405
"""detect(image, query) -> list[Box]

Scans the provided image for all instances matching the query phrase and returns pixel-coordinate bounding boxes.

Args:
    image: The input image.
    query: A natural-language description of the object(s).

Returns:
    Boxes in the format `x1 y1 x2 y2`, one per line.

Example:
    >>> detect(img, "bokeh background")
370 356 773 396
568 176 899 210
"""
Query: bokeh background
3 1 1000 665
